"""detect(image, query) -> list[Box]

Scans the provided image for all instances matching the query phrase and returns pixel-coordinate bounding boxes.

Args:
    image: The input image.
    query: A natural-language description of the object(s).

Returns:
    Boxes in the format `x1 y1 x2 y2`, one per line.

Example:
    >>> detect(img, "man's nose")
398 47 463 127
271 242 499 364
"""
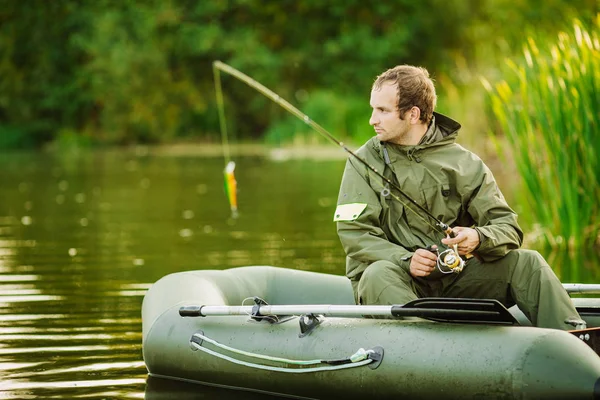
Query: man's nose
369 112 378 126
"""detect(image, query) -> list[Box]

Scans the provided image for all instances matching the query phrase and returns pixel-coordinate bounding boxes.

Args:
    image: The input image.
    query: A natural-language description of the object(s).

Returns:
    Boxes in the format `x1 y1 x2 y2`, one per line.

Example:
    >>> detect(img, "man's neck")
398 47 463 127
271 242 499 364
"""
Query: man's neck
400 124 428 146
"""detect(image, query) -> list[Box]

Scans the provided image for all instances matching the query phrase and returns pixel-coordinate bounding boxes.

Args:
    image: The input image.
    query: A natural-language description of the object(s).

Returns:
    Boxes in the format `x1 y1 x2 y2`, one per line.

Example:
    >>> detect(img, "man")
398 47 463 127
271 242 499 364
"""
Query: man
334 65 582 330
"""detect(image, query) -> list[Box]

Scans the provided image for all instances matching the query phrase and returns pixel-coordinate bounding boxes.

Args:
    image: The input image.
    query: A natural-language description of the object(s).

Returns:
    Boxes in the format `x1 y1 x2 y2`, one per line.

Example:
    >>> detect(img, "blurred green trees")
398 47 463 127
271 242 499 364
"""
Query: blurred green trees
0 0 597 148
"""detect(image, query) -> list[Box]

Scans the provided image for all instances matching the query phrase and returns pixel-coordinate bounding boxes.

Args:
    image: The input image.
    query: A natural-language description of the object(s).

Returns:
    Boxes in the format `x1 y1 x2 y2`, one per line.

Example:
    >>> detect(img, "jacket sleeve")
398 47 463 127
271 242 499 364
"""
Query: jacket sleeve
466 163 523 262
336 156 413 279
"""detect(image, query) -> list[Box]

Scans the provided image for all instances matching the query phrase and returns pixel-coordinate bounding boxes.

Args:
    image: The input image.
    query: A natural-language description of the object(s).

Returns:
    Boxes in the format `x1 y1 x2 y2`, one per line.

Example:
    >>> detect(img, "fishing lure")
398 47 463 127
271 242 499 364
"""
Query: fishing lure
224 161 238 219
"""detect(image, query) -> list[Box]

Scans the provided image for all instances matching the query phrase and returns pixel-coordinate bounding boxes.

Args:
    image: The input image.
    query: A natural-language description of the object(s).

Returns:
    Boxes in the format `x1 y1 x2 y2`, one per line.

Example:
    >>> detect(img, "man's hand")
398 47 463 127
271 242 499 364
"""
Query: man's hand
409 246 438 278
441 227 480 255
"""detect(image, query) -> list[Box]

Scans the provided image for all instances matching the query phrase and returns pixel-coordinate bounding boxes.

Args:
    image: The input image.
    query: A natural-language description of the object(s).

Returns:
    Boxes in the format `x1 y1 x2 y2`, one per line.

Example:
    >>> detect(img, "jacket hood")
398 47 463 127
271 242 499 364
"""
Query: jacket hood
418 112 461 146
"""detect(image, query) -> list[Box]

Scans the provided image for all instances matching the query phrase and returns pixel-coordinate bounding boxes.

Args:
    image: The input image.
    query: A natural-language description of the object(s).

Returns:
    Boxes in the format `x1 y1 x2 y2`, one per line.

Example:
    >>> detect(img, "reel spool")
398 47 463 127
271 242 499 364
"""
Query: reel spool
436 245 464 274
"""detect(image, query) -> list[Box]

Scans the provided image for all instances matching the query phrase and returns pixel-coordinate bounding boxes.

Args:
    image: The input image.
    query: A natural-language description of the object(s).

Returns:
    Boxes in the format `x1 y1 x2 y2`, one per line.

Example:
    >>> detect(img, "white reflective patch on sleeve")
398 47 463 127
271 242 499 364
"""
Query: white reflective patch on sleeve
333 203 368 222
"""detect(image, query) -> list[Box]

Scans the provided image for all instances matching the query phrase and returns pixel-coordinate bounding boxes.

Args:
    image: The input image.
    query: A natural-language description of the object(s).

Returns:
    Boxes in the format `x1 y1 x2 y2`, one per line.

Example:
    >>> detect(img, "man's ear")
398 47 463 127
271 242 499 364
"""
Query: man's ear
410 107 421 123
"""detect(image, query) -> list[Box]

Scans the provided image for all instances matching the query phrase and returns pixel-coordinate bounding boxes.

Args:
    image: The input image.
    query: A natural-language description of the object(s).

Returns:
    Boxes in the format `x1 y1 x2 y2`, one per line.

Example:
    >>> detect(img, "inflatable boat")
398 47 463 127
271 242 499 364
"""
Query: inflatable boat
142 266 600 399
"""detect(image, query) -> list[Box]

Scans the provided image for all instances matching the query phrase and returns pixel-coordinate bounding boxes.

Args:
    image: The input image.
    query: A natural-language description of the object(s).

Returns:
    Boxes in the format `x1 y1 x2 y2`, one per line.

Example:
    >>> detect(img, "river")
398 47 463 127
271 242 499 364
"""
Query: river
0 146 598 399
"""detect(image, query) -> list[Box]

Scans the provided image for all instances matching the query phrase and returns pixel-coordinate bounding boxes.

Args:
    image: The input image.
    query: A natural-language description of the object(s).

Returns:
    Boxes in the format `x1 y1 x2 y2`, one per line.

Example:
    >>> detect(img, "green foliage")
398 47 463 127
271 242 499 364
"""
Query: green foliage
53 128 93 154
484 17 600 250
0 1 83 148
0 126 35 149
0 0 598 149
71 0 207 144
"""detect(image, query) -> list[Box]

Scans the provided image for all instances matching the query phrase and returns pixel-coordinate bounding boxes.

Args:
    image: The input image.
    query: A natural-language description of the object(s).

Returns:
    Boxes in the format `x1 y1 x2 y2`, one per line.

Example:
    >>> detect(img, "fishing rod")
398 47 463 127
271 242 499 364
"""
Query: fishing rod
213 61 465 271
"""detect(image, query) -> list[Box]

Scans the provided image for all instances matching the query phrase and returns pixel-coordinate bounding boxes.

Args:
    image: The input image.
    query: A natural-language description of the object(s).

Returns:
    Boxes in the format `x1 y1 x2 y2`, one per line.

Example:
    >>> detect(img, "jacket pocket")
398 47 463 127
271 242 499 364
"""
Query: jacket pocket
422 183 461 227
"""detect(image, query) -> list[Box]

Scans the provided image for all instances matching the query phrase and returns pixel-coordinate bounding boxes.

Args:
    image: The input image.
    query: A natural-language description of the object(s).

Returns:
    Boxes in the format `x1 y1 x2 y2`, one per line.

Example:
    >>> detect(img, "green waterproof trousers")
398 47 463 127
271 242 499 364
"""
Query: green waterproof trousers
352 249 580 330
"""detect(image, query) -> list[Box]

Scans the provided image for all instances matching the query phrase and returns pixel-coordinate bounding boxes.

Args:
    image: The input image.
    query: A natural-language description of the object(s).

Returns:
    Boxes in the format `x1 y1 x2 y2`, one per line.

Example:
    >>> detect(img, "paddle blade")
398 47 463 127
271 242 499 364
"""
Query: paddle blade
392 297 518 325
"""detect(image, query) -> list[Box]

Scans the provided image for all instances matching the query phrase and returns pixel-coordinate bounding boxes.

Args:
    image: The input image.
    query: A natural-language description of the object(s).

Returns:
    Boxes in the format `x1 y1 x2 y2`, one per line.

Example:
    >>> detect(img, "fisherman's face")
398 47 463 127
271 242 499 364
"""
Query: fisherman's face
369 82 411 145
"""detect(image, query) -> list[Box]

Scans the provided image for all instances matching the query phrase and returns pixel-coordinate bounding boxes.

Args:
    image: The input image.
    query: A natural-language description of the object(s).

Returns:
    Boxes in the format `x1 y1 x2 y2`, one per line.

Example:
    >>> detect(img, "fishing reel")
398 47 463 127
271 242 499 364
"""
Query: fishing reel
428 244 464 274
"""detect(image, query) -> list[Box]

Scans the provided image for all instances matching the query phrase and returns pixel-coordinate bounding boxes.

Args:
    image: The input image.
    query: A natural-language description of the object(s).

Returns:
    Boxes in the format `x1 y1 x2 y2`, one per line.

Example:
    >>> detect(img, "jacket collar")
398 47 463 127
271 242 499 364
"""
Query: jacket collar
373 112 461 162
418 112 461 146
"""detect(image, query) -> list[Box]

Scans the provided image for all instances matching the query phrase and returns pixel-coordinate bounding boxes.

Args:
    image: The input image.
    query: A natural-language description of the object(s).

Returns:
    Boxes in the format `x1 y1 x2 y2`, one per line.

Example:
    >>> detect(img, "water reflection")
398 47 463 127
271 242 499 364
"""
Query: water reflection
544 248 600 284
145 376 295 400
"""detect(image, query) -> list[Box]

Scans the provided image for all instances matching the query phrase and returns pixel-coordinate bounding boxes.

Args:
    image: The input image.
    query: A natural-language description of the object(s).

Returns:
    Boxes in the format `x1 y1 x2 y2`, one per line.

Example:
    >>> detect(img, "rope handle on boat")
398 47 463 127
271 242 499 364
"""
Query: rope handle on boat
189 331 384 373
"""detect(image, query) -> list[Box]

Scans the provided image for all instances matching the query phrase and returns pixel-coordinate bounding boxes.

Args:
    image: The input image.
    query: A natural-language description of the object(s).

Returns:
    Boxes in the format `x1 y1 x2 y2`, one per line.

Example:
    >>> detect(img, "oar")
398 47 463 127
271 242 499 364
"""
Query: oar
179 297 518 325
564 284 600 294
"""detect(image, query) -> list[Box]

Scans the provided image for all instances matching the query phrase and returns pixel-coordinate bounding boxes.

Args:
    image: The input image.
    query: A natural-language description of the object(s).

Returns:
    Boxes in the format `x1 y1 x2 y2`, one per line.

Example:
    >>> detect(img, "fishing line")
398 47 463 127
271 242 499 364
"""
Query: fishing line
212 60 454 237
214 63 238 218
213 65 231 164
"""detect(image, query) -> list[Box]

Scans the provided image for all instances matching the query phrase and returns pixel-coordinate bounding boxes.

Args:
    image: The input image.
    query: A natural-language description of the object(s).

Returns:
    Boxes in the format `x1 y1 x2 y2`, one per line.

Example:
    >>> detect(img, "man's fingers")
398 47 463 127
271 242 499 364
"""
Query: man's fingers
411 266 432 277
442 232 465 245
410 248 440 277
413 259 435 271
410 260 435 277
414 255 436 267
441 238 455 245
415 248 438 261
416 263 435 271
425 244 438 252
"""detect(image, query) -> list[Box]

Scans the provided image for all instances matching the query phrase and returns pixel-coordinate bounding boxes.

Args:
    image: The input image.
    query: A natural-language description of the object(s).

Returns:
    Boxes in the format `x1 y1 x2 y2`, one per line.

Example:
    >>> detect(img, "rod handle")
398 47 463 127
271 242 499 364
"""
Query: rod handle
443 226 477 259
179 306 204 317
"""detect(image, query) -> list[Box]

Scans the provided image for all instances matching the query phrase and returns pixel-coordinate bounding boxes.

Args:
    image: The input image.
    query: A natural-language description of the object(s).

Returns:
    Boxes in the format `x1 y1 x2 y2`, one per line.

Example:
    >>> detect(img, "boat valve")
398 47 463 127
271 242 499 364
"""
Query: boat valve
298 313 321 338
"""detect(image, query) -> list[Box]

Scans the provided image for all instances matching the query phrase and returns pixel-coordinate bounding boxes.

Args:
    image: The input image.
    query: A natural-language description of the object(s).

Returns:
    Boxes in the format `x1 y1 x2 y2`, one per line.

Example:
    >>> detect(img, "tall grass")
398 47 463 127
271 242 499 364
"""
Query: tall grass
483 16 600 250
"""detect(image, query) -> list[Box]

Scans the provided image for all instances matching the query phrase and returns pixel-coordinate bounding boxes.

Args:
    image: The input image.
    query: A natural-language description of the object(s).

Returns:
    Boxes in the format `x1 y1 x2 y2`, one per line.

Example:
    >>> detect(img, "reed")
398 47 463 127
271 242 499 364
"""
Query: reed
483 16 600 250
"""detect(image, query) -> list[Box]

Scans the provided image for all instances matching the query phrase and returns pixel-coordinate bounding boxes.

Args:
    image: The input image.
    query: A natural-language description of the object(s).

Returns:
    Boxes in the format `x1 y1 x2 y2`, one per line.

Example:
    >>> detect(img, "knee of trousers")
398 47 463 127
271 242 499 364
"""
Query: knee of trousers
507 249 554 282
357 261 410 296
512 249 550 272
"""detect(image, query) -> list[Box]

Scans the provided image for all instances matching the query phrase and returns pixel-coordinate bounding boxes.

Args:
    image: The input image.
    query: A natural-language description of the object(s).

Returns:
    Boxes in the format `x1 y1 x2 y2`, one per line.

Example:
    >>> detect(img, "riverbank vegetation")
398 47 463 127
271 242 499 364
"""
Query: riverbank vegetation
485 17 600 250
0 1 595 147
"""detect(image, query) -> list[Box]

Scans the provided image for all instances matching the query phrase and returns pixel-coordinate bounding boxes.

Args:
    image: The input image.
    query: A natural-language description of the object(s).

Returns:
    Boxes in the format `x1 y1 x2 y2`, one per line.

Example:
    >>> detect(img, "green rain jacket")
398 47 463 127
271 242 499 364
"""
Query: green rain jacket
336 112 523 282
